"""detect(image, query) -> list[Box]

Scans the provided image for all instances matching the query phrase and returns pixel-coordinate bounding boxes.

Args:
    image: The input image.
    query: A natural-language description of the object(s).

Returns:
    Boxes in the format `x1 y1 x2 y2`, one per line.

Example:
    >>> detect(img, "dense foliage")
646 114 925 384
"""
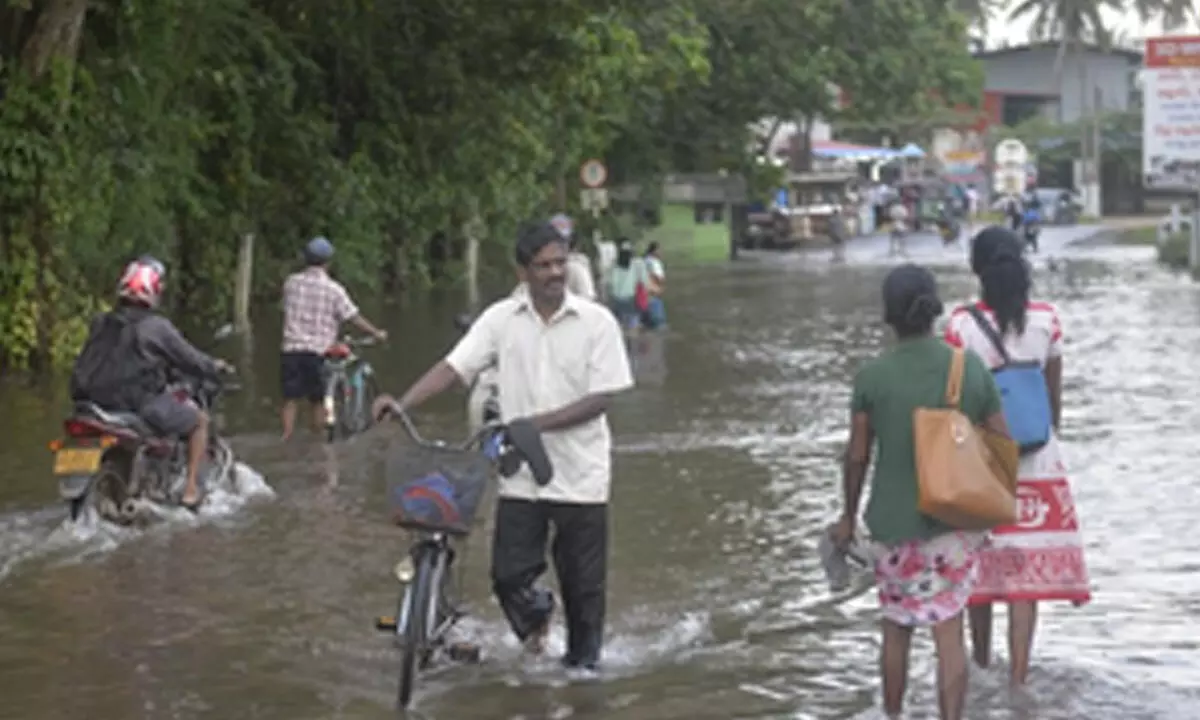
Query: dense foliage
0 0 981 371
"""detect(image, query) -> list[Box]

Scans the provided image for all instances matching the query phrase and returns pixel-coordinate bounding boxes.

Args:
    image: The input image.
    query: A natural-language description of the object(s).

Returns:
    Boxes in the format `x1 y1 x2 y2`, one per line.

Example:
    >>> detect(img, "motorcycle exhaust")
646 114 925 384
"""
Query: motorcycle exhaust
118 499 142 523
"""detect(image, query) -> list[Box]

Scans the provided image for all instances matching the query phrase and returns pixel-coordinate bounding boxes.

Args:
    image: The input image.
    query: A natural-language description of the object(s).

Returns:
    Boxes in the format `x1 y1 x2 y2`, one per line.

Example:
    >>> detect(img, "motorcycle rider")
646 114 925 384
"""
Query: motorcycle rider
70 256 231 512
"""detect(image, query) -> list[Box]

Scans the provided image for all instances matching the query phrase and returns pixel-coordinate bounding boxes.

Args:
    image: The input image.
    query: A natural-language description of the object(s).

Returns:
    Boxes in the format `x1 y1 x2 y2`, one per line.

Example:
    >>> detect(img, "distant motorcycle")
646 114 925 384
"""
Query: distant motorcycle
1056 198 1079 226
1023 208 1041 253
50 373 239 524
936 214 961 246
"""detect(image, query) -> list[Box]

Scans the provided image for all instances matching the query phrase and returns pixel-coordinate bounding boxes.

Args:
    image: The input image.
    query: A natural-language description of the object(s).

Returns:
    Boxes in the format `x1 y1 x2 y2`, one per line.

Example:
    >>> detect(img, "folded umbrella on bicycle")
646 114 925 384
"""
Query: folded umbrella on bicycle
500 419 553 486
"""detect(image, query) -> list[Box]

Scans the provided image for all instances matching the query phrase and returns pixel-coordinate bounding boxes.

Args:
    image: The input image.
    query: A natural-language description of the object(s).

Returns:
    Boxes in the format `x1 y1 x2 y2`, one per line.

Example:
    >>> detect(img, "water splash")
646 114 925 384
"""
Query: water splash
0 461 274 583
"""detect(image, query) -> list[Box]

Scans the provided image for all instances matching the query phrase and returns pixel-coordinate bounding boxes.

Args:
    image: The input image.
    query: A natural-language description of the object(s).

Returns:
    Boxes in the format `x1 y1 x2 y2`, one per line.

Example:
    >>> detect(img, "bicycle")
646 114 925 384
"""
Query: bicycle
321 334 381 442
372 407 512 710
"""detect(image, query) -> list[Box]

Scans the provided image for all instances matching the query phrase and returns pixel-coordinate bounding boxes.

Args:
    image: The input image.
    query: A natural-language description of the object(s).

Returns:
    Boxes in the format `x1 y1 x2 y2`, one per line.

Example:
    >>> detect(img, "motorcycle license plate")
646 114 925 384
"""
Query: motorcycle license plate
53 448 103 475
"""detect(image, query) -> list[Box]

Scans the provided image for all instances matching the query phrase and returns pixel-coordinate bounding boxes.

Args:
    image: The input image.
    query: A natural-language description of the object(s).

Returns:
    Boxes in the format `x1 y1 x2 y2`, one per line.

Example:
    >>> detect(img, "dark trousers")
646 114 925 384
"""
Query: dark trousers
491 498 608 668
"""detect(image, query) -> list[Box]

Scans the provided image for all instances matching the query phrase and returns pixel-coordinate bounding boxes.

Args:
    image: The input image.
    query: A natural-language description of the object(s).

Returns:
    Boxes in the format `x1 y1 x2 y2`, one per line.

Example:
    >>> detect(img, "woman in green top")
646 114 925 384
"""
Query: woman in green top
832 264 1008 720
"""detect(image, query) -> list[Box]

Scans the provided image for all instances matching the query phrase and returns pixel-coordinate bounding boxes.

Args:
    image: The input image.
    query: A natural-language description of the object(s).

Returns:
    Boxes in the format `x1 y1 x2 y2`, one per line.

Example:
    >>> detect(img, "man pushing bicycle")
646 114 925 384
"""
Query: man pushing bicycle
375 219 634 670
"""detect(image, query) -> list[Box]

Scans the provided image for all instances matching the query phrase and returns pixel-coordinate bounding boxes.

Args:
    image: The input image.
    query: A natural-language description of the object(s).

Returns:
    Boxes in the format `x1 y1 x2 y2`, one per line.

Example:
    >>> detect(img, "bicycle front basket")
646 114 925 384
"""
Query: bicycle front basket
386 445 490 535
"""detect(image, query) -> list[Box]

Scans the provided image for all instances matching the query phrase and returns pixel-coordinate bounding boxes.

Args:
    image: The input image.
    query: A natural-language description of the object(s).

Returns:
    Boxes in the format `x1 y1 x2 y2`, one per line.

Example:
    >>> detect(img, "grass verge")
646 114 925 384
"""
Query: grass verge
643 203 731 265
1116 226 1159 246
1157 231 1191 270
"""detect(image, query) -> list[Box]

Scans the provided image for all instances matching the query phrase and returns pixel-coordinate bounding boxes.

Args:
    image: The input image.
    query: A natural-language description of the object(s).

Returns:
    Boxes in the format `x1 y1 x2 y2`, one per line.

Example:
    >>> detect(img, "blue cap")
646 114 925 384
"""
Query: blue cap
304 236 334 263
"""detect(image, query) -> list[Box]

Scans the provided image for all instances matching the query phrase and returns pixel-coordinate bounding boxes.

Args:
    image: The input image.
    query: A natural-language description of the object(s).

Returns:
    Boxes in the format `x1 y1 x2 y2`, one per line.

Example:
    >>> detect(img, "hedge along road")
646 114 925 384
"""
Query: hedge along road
0 225 1197 719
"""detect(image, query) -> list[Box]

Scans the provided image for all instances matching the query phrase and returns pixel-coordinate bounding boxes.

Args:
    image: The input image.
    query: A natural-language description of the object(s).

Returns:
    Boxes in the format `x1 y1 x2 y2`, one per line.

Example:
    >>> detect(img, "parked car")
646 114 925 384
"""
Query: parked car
1034 187 1081 225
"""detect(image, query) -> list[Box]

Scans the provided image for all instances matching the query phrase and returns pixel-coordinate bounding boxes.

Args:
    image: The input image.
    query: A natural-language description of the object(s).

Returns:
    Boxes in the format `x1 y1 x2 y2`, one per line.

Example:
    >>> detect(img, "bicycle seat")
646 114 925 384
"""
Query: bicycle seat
453 313 475 333
325 343 352 359
503 419 554 486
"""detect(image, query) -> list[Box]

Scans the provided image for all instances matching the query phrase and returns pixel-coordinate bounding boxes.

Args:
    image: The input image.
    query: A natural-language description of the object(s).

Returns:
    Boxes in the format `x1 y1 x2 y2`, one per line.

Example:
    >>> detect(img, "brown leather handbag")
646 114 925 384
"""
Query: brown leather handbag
914 348 1019 530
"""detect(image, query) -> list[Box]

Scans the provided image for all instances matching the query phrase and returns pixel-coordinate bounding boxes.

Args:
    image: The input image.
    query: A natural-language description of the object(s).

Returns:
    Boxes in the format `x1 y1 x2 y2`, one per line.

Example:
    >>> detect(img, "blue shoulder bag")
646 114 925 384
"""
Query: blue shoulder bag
966 306 1052 455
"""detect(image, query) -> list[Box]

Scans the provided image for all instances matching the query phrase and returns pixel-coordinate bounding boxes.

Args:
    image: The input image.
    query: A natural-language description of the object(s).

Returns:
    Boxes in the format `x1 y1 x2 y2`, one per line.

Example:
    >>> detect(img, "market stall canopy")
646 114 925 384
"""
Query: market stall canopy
811 140 898 162
898 143 926 158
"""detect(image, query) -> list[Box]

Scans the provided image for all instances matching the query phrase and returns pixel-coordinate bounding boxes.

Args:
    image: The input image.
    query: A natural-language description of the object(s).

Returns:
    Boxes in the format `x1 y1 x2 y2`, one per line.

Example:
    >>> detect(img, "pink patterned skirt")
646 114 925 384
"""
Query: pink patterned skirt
872 531 986 627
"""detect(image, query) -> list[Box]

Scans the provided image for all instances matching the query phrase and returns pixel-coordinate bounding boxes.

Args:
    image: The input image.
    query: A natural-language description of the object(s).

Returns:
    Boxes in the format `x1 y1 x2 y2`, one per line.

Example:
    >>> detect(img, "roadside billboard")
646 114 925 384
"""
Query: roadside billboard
1143 36 1200 190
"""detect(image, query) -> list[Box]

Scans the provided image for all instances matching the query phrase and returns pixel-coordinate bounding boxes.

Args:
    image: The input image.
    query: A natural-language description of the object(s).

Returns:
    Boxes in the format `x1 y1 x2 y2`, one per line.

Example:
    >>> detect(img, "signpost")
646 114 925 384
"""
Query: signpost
1143 36 1200 272
580 159 607 189
579 160 612 290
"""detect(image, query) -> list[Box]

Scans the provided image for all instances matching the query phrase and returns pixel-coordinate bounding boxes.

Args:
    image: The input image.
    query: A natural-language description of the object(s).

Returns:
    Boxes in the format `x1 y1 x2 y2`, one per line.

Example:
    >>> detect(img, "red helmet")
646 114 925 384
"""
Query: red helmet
117 256 165 307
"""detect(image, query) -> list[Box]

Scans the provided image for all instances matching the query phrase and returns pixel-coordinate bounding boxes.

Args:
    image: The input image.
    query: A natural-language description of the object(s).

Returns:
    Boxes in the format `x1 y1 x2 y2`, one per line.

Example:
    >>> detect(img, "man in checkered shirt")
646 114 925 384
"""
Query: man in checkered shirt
280 237 387 440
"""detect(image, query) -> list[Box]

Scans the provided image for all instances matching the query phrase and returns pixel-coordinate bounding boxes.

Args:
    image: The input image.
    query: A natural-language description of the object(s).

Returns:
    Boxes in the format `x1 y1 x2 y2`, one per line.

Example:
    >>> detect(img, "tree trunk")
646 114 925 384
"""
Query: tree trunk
15 0 90 369
462 201 483 311
556 171 568 211
788 115 814 173
758 117 784 158
20 0 88 80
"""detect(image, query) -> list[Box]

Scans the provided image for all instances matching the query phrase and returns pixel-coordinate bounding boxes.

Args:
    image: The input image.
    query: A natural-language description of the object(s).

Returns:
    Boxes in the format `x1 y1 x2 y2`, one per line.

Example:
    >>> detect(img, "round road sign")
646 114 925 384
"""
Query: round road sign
580 159 608 188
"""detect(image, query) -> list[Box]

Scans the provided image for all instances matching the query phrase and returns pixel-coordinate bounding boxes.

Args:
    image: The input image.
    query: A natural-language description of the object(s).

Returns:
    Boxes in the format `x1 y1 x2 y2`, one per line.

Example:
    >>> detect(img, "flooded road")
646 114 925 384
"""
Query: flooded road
2 227 1199 719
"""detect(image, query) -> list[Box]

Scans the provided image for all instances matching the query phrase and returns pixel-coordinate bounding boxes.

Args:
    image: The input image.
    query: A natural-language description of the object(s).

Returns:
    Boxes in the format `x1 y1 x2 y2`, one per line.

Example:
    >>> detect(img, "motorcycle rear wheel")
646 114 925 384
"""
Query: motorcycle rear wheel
73 461 129 523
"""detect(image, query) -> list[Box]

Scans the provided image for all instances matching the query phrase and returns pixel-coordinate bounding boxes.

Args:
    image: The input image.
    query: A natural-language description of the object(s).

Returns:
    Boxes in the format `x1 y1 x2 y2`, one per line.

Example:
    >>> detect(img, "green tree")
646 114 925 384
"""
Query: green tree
0 0 979 374
0 0 712 371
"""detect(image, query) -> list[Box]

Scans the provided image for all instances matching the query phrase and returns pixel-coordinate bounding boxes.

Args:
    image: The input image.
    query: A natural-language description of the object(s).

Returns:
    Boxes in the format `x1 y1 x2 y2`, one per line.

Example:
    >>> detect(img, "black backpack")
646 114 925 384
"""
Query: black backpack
70 309 158 410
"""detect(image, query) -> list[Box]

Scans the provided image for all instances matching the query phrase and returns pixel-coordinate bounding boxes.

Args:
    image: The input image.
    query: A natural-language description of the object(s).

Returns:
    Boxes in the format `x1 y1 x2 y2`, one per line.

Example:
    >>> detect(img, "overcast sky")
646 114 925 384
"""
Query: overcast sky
990 3 1200 46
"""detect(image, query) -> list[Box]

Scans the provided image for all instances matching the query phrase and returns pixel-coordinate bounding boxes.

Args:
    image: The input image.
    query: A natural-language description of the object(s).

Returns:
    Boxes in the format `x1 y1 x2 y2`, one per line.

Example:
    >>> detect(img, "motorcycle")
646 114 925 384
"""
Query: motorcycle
453 313 500 433
50 373 239 524
935 212 961 246
1056 198 1079 226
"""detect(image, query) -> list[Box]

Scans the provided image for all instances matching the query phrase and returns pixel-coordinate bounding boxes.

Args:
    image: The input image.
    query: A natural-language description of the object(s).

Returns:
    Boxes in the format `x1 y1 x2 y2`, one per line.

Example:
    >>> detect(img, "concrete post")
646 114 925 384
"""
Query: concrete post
233 233 254 333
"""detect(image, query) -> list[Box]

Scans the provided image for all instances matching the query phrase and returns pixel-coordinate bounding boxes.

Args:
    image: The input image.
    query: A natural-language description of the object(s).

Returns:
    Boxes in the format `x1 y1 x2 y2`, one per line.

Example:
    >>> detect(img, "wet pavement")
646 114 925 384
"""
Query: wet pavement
1 223 1199 719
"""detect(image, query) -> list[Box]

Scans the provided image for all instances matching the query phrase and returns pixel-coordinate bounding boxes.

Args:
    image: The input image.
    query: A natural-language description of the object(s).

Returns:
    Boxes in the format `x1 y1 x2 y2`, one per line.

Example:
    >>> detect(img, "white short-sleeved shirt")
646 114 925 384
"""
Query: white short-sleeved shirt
566 251 596 300
445 288 634 504
646 256 665 281
943 300 1064 369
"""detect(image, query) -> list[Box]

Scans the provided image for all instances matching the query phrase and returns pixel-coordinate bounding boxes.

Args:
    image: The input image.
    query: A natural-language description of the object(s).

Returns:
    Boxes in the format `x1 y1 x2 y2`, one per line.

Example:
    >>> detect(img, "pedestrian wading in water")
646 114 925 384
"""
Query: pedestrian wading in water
606 238 649 330
833 263 1009 720
377 220 634 669
944 226 1091 686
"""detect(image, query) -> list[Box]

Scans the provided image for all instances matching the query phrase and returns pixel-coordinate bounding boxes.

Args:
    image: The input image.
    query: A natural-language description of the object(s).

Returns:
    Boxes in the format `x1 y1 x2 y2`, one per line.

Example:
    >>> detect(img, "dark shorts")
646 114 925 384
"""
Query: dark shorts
281 351 325 402
139 391 202 437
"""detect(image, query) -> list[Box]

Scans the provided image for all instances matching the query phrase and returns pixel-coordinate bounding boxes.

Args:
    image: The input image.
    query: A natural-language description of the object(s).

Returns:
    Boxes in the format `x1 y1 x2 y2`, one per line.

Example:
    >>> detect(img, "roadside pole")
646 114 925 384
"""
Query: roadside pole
233 232 254 334
1191 190 1200 274
579 159 612 298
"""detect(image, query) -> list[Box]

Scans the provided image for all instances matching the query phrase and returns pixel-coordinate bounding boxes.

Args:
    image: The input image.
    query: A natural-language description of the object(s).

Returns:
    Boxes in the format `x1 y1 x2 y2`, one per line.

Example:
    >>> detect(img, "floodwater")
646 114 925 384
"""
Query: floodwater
1 227 1199 719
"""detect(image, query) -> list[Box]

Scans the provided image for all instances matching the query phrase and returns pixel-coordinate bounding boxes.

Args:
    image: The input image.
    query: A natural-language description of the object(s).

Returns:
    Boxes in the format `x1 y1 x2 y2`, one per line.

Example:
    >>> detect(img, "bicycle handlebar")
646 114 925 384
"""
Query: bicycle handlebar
342 334 382 348
386 404 501 452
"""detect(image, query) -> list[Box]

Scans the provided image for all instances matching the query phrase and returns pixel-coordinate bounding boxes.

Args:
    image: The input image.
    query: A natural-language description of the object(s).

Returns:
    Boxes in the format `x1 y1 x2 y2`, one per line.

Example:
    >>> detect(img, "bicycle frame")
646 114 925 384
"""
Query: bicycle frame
393 533 457 638
375 408 507 708
321 335 379 439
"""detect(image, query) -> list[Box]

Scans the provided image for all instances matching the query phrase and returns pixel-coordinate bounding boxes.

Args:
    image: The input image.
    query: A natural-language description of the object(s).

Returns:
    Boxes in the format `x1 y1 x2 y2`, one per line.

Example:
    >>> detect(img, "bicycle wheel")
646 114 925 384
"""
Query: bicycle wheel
324 373 350 443
356 367 380 434
398 546 440 709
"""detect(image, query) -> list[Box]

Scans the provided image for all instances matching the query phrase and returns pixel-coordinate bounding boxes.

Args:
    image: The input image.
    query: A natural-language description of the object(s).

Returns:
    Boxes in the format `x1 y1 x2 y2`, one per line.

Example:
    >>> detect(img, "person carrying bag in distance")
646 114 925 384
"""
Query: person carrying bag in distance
375 220 634 671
